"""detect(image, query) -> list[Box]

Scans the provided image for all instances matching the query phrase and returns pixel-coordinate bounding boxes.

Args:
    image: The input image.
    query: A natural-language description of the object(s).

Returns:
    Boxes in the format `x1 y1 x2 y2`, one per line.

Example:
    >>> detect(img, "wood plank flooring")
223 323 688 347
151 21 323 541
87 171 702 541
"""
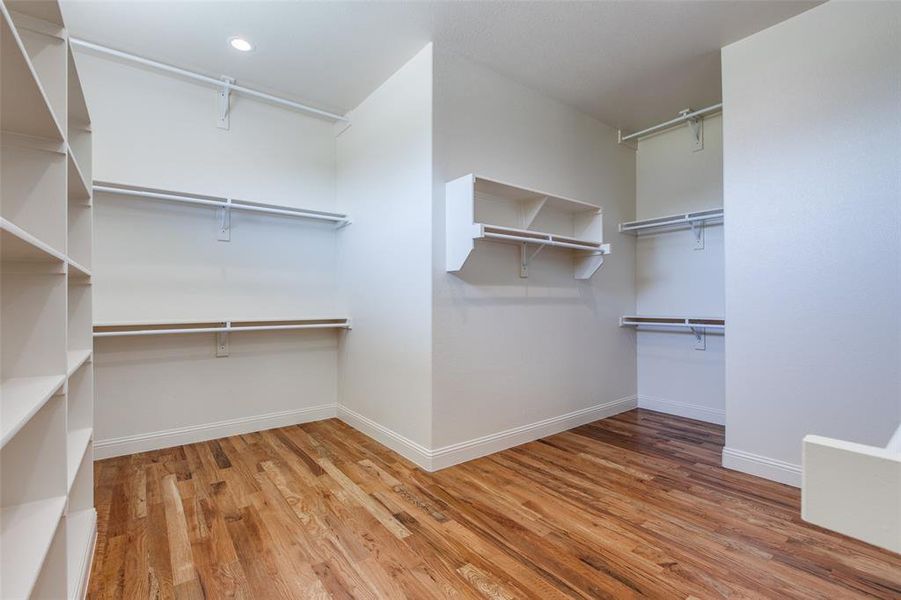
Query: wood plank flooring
88 410 901 599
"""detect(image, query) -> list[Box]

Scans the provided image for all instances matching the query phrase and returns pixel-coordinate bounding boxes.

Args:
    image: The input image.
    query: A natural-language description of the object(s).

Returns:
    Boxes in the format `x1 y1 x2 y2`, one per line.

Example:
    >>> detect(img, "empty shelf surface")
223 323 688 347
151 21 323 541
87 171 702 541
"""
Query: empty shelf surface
67 151 91 203
67 428 92 491
621 316 725 329
0 218 67 263
0 374 66 447
67 349 92 375
480 224 608 252
67 258 92 279
0 495 67 599
94 318 351 337
619 208 723 234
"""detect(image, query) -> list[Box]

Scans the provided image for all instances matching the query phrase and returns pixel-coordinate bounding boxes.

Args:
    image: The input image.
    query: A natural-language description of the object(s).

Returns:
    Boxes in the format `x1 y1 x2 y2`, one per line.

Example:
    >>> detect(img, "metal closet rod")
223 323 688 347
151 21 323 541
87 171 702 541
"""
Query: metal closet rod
93 184 349 224
69 38 349 123
619 103 722 142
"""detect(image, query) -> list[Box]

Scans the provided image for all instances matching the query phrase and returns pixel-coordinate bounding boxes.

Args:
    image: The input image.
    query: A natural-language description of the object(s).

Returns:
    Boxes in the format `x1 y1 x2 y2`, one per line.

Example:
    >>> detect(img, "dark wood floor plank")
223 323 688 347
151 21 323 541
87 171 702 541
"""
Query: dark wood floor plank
88 410 901 599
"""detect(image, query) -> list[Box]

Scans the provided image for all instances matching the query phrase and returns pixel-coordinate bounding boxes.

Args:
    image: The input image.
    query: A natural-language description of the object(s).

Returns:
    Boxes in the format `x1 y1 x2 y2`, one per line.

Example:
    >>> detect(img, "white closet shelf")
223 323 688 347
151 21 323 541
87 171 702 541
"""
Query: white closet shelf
66 349 92 376
93 318 351 338
446 174 611 280
620 316 725 330
0 4 64 142
619 208 723 234
66 428 92 492
0 495 67 599
67 149 91 203
0 218 67 263
0 374 66 447
93 181 351 226
66 508 96 598
67 258 92 280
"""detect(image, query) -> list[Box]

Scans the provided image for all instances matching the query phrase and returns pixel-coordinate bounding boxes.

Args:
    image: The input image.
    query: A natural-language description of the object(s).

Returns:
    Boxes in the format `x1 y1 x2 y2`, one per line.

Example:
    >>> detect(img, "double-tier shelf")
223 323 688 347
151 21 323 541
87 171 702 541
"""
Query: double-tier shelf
446 174 611 279
1 1 96 598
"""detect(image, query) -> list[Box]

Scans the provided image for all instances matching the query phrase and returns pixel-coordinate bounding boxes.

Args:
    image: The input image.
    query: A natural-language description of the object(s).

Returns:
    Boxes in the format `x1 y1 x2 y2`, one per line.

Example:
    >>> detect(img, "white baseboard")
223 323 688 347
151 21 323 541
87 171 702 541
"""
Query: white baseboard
338 395 637 472
638 394 725 425
336 405 432 470
722 446 802 487
94 404 337 459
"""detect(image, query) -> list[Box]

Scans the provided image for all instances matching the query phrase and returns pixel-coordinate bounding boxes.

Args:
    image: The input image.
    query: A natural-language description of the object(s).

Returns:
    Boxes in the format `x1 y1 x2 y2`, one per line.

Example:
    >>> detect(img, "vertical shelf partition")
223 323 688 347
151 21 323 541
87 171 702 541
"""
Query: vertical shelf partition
0 1 95 598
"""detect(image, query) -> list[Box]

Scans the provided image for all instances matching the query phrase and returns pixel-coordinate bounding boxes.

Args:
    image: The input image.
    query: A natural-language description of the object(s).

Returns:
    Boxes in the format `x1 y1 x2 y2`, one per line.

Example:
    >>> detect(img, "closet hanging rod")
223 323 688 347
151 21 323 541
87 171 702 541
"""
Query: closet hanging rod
94 321 351 338
93 183 350 224
619 103 722 143
69 38 349 123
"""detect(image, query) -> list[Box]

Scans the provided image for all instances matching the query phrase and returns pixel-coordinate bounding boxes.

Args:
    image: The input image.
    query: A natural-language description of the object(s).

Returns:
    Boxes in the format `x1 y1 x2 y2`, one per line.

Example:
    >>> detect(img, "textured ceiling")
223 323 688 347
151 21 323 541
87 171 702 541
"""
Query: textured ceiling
61 0 819 131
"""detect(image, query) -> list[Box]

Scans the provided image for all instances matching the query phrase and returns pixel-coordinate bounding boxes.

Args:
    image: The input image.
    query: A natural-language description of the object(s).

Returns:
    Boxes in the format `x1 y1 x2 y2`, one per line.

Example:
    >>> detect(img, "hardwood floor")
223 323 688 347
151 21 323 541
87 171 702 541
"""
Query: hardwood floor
88 410 901 599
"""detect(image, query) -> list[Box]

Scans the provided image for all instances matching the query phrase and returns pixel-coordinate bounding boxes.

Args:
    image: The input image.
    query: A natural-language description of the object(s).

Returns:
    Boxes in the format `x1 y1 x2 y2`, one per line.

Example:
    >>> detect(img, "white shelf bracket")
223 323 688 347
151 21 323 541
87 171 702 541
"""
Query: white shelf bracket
216 322 230 357
520 243 545 278
690 219 705 250
680 108 704 151
217 199 232 241
690 326 706 351
217 77 234 130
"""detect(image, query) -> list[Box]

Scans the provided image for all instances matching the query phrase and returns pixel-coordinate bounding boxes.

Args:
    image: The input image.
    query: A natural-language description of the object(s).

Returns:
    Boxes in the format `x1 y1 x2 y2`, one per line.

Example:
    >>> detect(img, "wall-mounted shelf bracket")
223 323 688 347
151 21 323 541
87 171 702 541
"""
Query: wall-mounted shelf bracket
690 219 705 250
689 326 706 350
520 243 545 278
217 198 232 241
679 108 704 151
216 328 229 357
217 76 234 130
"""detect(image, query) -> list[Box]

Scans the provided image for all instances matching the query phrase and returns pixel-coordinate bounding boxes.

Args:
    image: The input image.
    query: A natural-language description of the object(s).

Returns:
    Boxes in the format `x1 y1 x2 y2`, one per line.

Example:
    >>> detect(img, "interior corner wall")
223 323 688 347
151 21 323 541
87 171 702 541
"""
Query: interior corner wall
722 2 901 486
635 115 725 424
431 50 637 459
336 45 434 459
77 52 341 457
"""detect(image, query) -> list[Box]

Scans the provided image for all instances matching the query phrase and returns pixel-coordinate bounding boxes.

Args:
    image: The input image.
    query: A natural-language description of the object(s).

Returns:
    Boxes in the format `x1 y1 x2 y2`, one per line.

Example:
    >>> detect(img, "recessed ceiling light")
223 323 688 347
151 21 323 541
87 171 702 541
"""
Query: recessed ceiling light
229 37 253 52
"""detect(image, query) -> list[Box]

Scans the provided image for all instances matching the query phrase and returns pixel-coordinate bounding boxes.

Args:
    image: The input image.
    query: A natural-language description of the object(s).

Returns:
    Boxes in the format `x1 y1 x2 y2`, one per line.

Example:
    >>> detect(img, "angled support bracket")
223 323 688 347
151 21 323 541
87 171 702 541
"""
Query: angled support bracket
217 199 232 241
690 326 706 351
680 108 704 152
690 219 705 250
216 324 230 357
520 243 545 278
217 76 235 130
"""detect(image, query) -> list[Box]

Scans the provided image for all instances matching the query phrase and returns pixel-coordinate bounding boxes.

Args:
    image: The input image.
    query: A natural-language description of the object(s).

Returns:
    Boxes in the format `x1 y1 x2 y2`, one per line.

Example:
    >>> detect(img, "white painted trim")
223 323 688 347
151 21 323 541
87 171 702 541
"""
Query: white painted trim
335 405 432 470
722 446 802 488
74 510 97 600
94 404 336 459
338 395 637 472
638 395 725 425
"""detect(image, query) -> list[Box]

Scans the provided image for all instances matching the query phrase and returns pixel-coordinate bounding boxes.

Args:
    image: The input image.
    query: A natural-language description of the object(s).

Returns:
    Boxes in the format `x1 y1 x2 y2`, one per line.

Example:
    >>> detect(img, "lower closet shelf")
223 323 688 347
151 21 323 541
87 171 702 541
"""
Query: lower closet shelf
66 508 96 598
93 318 351 337
0 374 66 447
66 428 92 491
0 496 67 599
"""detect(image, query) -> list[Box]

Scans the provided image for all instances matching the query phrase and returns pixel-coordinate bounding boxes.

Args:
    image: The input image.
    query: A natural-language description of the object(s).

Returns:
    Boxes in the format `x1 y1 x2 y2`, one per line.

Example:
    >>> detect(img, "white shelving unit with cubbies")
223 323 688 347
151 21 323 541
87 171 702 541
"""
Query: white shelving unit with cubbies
0 0 96 598
445 174 612 280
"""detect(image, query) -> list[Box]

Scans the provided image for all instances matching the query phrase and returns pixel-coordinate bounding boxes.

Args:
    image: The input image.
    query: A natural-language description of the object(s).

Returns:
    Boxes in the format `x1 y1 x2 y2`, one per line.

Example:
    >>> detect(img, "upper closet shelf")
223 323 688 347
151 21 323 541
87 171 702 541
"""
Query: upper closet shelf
93 182 351 234
0 4 64 142
619 208 723 234
620 316 725 330
446 174 611 280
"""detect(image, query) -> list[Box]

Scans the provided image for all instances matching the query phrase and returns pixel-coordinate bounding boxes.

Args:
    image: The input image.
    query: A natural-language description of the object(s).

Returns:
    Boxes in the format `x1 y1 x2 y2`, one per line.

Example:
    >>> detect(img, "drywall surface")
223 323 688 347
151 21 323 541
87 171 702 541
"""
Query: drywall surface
635 115 724 424
431 50 636 453
722 2 901 486
336 45 434 452
77 51 341 452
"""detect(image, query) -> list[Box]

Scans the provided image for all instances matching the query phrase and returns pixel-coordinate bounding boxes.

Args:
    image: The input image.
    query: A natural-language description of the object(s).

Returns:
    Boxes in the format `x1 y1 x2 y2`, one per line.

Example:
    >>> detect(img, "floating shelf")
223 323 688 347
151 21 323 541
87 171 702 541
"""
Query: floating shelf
93 181 351 227
0 495 67 599
94 318 351 338
0 4 64 142
446 174 611 279
0 374 65 448
0 217 67 263
620 316 725 330
619 208 723 234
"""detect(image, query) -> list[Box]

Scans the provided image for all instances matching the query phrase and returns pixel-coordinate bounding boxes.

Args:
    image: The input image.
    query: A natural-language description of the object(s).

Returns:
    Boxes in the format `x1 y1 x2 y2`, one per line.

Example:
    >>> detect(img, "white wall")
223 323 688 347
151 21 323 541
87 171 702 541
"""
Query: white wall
636 115 725 424
722 1 901 486
431 50 637 459
336 45 434 454
77 52 342 456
